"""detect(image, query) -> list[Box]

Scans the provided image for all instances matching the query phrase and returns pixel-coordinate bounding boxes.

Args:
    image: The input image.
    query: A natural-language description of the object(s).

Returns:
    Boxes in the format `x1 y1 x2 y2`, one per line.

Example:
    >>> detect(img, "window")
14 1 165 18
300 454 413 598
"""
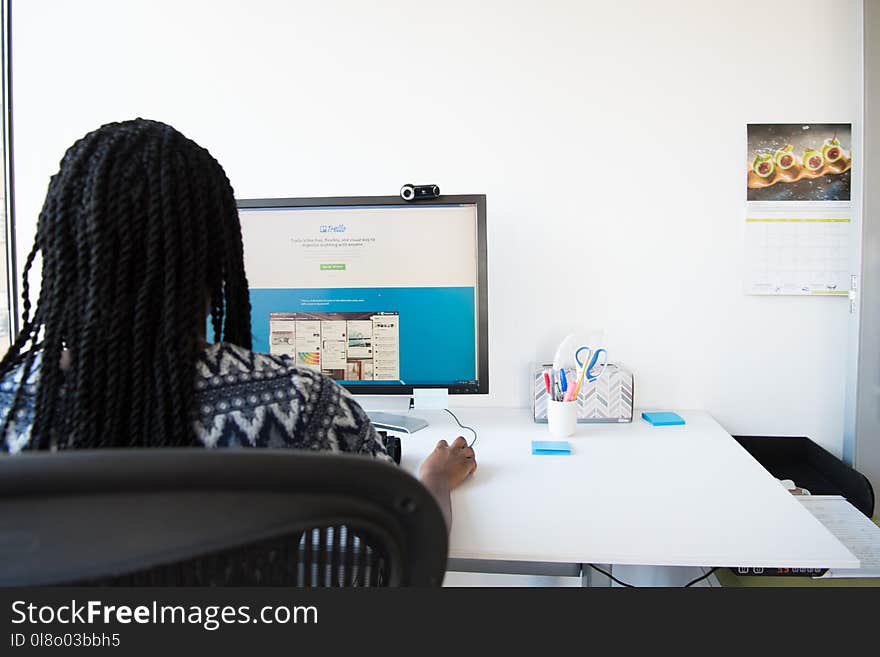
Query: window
0 1 11 353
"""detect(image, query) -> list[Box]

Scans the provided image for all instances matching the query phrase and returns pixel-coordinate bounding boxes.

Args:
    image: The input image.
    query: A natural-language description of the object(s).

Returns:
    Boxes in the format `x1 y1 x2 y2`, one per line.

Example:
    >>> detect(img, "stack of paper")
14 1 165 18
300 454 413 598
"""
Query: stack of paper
799 496 880 579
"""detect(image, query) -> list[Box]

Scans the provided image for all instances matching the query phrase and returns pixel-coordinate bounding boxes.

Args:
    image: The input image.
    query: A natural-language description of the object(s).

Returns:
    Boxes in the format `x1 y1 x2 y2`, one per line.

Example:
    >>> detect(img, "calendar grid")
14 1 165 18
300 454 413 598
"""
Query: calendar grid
744 217 850 296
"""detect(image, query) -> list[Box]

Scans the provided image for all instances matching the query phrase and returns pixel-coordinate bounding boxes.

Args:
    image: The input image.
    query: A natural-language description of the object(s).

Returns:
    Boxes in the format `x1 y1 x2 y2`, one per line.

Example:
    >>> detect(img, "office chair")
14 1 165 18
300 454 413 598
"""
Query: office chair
0 449 448 587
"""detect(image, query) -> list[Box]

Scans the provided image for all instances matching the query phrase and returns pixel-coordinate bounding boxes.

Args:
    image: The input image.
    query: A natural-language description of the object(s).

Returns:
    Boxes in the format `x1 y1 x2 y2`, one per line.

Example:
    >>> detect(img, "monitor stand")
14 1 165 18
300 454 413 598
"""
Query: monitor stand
357 395 429 434
366 411 429 434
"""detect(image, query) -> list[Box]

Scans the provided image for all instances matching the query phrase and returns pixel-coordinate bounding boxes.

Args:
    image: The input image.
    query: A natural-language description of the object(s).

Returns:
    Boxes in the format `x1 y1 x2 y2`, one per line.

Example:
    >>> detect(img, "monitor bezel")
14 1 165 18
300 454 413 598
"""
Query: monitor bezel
236 194 489 395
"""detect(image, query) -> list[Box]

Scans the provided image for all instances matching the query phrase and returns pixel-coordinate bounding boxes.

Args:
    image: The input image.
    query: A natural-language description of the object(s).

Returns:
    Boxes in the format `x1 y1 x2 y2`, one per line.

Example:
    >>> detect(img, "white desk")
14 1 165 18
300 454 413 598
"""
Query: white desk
397 408 859 570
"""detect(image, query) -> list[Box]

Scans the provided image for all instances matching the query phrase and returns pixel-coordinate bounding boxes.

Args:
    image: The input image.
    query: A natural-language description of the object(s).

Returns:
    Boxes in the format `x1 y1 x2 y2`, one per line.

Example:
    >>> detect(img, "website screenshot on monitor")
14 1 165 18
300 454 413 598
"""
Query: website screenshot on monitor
241 204 478 386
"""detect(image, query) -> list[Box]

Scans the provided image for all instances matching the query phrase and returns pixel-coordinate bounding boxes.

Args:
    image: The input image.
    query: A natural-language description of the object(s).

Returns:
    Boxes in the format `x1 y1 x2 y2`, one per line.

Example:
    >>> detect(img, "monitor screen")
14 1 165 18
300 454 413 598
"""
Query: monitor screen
236 195 488 394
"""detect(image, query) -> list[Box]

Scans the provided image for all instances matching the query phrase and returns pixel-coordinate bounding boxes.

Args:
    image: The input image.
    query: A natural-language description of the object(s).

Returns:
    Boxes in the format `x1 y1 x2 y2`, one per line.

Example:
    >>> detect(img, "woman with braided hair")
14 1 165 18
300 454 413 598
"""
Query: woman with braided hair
0 119 474 526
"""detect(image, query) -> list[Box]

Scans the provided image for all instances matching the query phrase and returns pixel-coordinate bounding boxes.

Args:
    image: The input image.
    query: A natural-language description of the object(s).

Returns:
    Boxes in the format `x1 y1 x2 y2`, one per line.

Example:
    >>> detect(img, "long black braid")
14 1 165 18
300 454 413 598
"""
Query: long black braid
0 118 252 450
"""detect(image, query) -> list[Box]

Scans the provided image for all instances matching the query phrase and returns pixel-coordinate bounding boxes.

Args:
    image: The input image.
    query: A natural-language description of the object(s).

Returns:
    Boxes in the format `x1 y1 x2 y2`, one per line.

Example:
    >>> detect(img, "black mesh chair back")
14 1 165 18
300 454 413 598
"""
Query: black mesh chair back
0 449 448 587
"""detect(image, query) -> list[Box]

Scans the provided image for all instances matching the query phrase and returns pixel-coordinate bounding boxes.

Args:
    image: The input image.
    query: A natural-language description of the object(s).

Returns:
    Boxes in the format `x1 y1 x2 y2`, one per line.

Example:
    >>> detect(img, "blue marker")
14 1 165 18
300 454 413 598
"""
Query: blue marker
559 368 567 394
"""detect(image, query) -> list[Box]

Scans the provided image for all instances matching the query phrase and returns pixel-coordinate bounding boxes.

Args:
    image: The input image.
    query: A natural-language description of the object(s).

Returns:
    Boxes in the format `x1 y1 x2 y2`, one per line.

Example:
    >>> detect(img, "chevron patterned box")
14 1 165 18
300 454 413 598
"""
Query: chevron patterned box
532 363 634 423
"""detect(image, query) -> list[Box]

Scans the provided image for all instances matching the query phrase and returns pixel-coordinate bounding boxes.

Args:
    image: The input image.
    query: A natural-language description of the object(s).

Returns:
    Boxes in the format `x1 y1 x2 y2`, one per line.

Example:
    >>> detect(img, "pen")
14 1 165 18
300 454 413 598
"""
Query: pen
559 368 568 395
571 355 591 401
543 370 552 395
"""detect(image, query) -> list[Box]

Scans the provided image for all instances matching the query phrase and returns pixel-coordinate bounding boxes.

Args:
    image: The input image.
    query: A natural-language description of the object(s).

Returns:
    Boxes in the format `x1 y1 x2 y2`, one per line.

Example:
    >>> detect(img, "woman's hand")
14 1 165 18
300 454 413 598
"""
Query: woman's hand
419 436 477 490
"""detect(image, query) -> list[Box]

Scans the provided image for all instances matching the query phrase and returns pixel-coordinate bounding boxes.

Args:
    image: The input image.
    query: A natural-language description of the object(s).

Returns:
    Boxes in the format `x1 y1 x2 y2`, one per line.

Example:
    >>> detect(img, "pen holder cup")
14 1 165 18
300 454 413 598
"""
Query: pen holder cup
547 400 577 438
533 363 634 424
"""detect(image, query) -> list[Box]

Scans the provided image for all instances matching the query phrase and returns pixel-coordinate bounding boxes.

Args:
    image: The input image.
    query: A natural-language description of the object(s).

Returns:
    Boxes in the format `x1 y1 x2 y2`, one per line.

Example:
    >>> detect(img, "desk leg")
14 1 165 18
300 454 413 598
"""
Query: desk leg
580 564 612 587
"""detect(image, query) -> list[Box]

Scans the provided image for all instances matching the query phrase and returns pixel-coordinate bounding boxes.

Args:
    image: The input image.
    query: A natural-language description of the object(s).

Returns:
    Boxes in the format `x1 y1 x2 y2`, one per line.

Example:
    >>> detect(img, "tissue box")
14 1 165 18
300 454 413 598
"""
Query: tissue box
533 363 634 423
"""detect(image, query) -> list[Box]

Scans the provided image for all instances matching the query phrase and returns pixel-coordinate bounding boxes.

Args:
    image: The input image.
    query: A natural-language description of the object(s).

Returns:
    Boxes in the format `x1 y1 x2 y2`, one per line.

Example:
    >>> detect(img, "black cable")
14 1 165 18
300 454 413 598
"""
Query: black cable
443 408 477 447
588 565 719 588
588 564 635 588
684 567 718 587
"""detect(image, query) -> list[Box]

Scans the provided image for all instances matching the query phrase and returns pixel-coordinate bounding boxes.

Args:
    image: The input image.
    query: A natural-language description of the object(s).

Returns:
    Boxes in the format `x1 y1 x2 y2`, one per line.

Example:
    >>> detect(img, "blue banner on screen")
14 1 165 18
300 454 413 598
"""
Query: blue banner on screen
250 287 476 385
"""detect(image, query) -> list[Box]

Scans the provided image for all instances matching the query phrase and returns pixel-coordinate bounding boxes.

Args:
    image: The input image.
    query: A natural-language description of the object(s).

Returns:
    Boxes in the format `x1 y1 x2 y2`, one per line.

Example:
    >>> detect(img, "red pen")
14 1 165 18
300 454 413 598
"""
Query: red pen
543 370 552 395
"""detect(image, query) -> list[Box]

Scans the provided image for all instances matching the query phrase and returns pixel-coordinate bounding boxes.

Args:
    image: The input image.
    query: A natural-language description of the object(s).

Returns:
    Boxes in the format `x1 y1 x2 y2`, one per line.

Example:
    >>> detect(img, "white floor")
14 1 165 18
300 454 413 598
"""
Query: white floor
442 566 719 587
443 572 583 587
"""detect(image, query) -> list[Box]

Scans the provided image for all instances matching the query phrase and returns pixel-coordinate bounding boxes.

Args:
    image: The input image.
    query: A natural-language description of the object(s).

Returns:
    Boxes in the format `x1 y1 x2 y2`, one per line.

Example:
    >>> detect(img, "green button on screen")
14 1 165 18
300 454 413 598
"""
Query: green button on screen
320 264 346 271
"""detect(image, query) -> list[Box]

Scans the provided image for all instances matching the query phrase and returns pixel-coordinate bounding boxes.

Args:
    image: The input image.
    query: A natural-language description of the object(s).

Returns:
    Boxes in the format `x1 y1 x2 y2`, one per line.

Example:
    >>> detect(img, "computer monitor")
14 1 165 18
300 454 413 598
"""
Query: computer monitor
236 195 489 408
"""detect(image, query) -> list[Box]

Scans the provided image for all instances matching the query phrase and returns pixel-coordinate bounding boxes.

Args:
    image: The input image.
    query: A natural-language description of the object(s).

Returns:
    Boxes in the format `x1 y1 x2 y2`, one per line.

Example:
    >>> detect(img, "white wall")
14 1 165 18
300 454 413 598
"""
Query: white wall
10 0 862 453
857 0 879 494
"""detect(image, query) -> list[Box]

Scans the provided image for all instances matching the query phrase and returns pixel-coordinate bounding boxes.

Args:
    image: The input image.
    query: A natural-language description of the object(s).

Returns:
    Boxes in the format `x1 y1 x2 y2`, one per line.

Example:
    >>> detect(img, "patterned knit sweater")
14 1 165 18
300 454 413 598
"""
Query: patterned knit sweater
0 342 391 459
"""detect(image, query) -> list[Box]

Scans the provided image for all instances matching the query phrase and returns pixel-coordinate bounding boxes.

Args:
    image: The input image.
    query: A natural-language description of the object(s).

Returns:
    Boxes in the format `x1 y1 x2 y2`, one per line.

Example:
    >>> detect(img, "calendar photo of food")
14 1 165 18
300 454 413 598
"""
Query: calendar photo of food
747 123 851 201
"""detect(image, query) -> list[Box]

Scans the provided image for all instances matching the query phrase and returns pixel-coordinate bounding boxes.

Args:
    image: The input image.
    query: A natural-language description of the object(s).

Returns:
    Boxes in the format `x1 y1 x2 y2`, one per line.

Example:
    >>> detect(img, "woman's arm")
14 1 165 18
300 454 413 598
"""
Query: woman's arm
323 380 477 529
418 436 477 530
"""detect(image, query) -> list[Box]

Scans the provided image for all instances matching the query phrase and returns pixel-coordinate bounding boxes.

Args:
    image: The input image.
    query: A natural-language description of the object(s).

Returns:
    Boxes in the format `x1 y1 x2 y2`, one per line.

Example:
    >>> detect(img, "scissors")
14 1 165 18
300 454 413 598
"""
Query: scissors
574 346 608 382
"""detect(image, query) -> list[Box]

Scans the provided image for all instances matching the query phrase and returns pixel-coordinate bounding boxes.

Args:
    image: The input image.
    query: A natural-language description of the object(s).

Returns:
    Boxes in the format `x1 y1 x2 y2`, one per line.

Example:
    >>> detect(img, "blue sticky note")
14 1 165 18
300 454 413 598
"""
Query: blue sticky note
641 411 686 426
532 440 571 455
